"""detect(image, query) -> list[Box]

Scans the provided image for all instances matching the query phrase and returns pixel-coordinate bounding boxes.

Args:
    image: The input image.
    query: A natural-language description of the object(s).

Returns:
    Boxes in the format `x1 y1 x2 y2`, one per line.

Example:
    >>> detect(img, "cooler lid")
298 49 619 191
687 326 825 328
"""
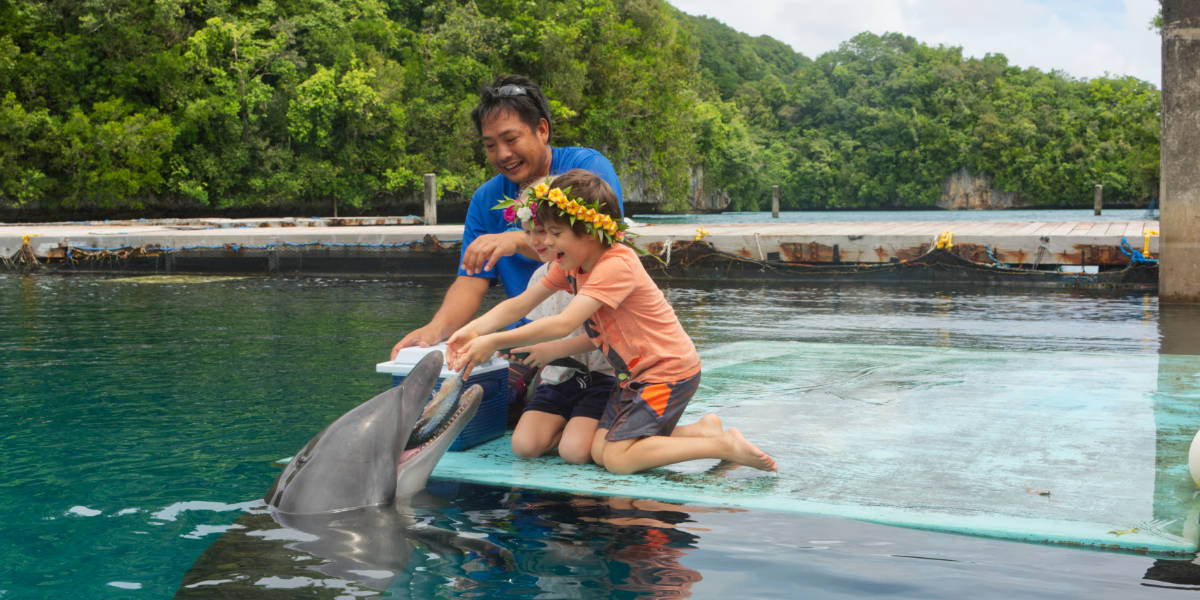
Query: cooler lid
375 343 508 378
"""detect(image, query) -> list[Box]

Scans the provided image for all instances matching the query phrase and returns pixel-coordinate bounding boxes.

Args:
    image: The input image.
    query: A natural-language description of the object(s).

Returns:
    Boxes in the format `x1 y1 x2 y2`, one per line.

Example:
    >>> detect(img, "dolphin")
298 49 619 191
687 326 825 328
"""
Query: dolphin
175 350 504 598
263 350 480 513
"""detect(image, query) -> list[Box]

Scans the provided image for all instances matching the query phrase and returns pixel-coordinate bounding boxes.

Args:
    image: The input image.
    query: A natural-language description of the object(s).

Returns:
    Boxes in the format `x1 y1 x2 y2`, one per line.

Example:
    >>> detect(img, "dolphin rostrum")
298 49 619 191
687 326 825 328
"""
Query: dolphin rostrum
176 350 499 597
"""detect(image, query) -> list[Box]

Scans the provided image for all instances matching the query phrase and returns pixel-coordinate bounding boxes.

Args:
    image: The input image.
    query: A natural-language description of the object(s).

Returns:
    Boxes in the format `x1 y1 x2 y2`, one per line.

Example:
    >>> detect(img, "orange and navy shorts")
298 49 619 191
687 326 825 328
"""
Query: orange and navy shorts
598 373 701 442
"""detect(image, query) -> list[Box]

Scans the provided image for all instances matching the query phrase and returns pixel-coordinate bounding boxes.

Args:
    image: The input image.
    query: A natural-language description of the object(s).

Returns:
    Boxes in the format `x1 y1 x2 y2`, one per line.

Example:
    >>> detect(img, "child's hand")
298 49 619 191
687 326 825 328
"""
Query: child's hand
508 342 557 368
444 328 478 365
451 334 496 379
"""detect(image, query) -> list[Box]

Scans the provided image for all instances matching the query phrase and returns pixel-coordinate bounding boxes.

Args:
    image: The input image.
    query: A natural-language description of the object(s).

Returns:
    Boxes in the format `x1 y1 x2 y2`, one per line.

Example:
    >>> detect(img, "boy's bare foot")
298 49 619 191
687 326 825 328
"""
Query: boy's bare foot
724 428 777 471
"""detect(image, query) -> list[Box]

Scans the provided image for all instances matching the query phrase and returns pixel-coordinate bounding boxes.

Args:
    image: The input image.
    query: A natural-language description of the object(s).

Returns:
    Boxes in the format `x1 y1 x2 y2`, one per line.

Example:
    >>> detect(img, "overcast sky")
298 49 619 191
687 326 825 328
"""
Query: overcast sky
668 0 1161 86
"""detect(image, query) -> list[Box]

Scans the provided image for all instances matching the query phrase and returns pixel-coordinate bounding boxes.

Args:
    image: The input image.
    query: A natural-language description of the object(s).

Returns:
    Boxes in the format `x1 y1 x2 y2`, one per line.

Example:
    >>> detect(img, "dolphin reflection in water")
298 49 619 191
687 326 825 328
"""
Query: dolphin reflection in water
175 351 512 598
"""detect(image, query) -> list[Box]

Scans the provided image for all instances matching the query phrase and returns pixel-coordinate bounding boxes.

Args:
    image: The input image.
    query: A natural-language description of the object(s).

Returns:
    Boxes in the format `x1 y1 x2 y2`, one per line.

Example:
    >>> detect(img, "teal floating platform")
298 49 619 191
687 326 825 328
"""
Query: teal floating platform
433 341 1200 557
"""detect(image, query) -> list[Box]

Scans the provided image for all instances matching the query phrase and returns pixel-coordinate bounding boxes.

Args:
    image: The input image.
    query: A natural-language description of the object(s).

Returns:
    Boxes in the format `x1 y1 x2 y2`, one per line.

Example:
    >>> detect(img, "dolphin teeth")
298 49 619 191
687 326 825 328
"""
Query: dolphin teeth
400 395 472 461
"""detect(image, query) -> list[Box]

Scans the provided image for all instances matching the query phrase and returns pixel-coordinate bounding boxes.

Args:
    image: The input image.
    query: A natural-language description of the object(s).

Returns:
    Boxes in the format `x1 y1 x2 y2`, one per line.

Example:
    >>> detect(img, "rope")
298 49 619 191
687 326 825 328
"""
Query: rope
983 245 1010 268
14 233 42 266
1119 237 1158 264
1031 245 1048 270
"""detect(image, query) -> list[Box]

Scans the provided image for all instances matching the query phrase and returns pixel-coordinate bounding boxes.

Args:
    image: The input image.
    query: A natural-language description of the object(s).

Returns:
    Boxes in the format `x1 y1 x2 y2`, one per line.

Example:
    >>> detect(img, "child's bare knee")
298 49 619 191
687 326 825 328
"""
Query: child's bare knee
601 446 637 474
559 446 591 464
511 437 545 459
559 437 593 464
602 458 637 475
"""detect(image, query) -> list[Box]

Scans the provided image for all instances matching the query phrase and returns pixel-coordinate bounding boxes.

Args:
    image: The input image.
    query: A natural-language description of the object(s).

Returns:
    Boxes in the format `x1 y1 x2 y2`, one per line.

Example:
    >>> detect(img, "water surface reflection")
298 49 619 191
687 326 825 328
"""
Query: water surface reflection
174 479 1200 599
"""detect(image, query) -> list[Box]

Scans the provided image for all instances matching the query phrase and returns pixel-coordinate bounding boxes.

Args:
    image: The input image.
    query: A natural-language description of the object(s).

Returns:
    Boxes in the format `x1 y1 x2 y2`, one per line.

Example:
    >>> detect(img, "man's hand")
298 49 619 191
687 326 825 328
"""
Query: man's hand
460 231 529 275
390 324 443 359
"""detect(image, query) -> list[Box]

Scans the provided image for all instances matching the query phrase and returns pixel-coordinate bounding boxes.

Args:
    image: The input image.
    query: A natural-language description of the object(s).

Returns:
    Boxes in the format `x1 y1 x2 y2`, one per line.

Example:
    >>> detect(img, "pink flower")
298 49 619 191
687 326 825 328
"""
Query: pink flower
503 206 517 223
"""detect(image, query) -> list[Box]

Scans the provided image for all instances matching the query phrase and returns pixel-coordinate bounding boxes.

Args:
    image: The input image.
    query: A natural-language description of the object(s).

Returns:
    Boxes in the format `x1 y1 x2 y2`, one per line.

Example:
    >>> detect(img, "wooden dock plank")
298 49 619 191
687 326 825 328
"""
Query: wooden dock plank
1013 222 1050 235
1048 222 1078 236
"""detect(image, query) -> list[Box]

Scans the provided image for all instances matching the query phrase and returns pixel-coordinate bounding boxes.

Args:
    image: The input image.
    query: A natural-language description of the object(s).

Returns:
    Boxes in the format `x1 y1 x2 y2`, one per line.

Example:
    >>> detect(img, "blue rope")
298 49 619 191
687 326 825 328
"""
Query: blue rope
983 245 1010 268
1119 237 1158 264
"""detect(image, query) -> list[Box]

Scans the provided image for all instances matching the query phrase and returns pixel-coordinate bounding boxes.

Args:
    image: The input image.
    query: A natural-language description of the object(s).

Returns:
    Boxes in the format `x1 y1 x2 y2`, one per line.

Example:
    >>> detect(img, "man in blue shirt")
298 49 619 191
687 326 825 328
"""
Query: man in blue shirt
391 75 624 357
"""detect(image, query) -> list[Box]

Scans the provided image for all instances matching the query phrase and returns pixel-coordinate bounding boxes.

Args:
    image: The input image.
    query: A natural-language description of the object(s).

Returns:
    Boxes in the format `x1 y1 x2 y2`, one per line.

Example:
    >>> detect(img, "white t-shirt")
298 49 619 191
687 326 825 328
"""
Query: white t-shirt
525 263 614 384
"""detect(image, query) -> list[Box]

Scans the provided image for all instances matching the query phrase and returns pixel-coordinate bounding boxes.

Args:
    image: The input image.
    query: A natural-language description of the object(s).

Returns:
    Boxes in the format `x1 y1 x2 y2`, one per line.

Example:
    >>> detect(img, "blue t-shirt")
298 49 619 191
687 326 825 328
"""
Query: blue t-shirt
459 146 624 299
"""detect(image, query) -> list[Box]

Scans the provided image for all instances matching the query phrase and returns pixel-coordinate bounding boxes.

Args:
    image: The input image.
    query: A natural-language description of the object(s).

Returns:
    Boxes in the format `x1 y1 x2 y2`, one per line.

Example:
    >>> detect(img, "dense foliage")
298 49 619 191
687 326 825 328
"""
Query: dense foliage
695 24 1161 210
0 0 1160 219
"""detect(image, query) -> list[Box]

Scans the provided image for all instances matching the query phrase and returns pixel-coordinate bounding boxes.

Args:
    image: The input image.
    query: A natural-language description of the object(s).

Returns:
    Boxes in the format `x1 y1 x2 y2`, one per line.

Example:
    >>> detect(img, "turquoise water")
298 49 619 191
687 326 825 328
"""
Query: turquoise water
3 273 1199 598
632 208 1156 224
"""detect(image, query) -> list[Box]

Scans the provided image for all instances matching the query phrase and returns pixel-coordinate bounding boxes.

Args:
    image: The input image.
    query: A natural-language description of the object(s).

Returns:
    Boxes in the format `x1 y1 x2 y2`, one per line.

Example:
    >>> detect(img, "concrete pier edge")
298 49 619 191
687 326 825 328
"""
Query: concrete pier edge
0 217 1160 289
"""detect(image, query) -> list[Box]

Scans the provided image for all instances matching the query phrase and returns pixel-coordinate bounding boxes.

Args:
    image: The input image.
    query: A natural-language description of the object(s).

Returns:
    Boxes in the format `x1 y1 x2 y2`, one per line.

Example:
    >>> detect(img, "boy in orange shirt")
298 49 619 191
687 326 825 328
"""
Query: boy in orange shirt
447 169 776 474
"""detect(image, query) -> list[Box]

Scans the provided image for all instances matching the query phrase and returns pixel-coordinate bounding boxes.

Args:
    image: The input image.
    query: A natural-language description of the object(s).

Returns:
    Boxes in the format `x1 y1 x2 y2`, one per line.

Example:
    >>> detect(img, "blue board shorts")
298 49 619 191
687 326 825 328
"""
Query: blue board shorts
599 372 701 442
524 372 617 421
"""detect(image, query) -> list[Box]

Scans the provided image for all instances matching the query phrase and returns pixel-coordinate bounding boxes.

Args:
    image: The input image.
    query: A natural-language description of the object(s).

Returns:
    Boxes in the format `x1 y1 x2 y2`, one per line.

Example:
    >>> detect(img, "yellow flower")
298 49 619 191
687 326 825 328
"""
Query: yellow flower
532 185 631 246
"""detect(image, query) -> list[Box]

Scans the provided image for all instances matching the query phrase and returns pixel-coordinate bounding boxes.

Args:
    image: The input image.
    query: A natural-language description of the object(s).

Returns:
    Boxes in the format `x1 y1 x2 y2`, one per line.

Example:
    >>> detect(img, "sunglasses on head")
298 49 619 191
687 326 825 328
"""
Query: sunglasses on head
489 84 528 97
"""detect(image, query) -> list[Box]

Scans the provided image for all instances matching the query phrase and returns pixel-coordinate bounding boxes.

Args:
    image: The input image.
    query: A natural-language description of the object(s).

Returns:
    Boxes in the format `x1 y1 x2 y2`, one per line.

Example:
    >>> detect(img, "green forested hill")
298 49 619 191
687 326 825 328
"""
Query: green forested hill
688 16 1160 211
0 0 1160 220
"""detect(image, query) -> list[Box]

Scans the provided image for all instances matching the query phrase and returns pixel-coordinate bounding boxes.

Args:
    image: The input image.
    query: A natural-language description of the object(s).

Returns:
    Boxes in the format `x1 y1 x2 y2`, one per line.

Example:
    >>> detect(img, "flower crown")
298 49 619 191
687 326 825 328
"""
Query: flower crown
493 180 628 245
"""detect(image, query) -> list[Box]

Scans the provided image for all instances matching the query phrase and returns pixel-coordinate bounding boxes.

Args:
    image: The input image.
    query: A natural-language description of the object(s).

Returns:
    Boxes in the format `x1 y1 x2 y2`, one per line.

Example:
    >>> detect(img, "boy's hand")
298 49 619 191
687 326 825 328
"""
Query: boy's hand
450 334 496 379
507 343 557 368
445 327 478 359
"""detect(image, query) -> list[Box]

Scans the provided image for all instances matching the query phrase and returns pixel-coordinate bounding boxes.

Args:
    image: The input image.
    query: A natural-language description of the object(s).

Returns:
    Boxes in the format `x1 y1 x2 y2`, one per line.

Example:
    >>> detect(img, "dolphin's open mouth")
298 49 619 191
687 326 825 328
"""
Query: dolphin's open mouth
399 377 473 463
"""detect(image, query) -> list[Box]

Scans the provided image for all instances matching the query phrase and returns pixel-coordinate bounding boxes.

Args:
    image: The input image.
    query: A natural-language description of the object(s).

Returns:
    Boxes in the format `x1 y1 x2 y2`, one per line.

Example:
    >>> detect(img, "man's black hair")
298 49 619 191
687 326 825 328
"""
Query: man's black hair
470 75 553 142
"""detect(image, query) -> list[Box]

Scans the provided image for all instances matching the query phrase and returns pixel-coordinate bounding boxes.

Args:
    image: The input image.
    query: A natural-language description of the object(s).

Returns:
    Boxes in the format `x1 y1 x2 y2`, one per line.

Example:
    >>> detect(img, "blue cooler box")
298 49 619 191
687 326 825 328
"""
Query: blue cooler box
375 344 508 451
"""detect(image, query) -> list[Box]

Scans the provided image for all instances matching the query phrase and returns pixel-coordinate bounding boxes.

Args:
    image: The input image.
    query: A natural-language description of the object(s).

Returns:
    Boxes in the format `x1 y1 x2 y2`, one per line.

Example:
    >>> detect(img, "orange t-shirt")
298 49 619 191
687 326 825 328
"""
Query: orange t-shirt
541 244 701 385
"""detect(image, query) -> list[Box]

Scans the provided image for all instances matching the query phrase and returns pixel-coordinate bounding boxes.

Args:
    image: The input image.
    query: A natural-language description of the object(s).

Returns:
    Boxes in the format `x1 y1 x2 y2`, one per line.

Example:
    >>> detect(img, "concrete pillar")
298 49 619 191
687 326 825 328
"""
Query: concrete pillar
423 173 437 226
1161 1 1200 302
1093 184 1103 216
771 185 780 219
